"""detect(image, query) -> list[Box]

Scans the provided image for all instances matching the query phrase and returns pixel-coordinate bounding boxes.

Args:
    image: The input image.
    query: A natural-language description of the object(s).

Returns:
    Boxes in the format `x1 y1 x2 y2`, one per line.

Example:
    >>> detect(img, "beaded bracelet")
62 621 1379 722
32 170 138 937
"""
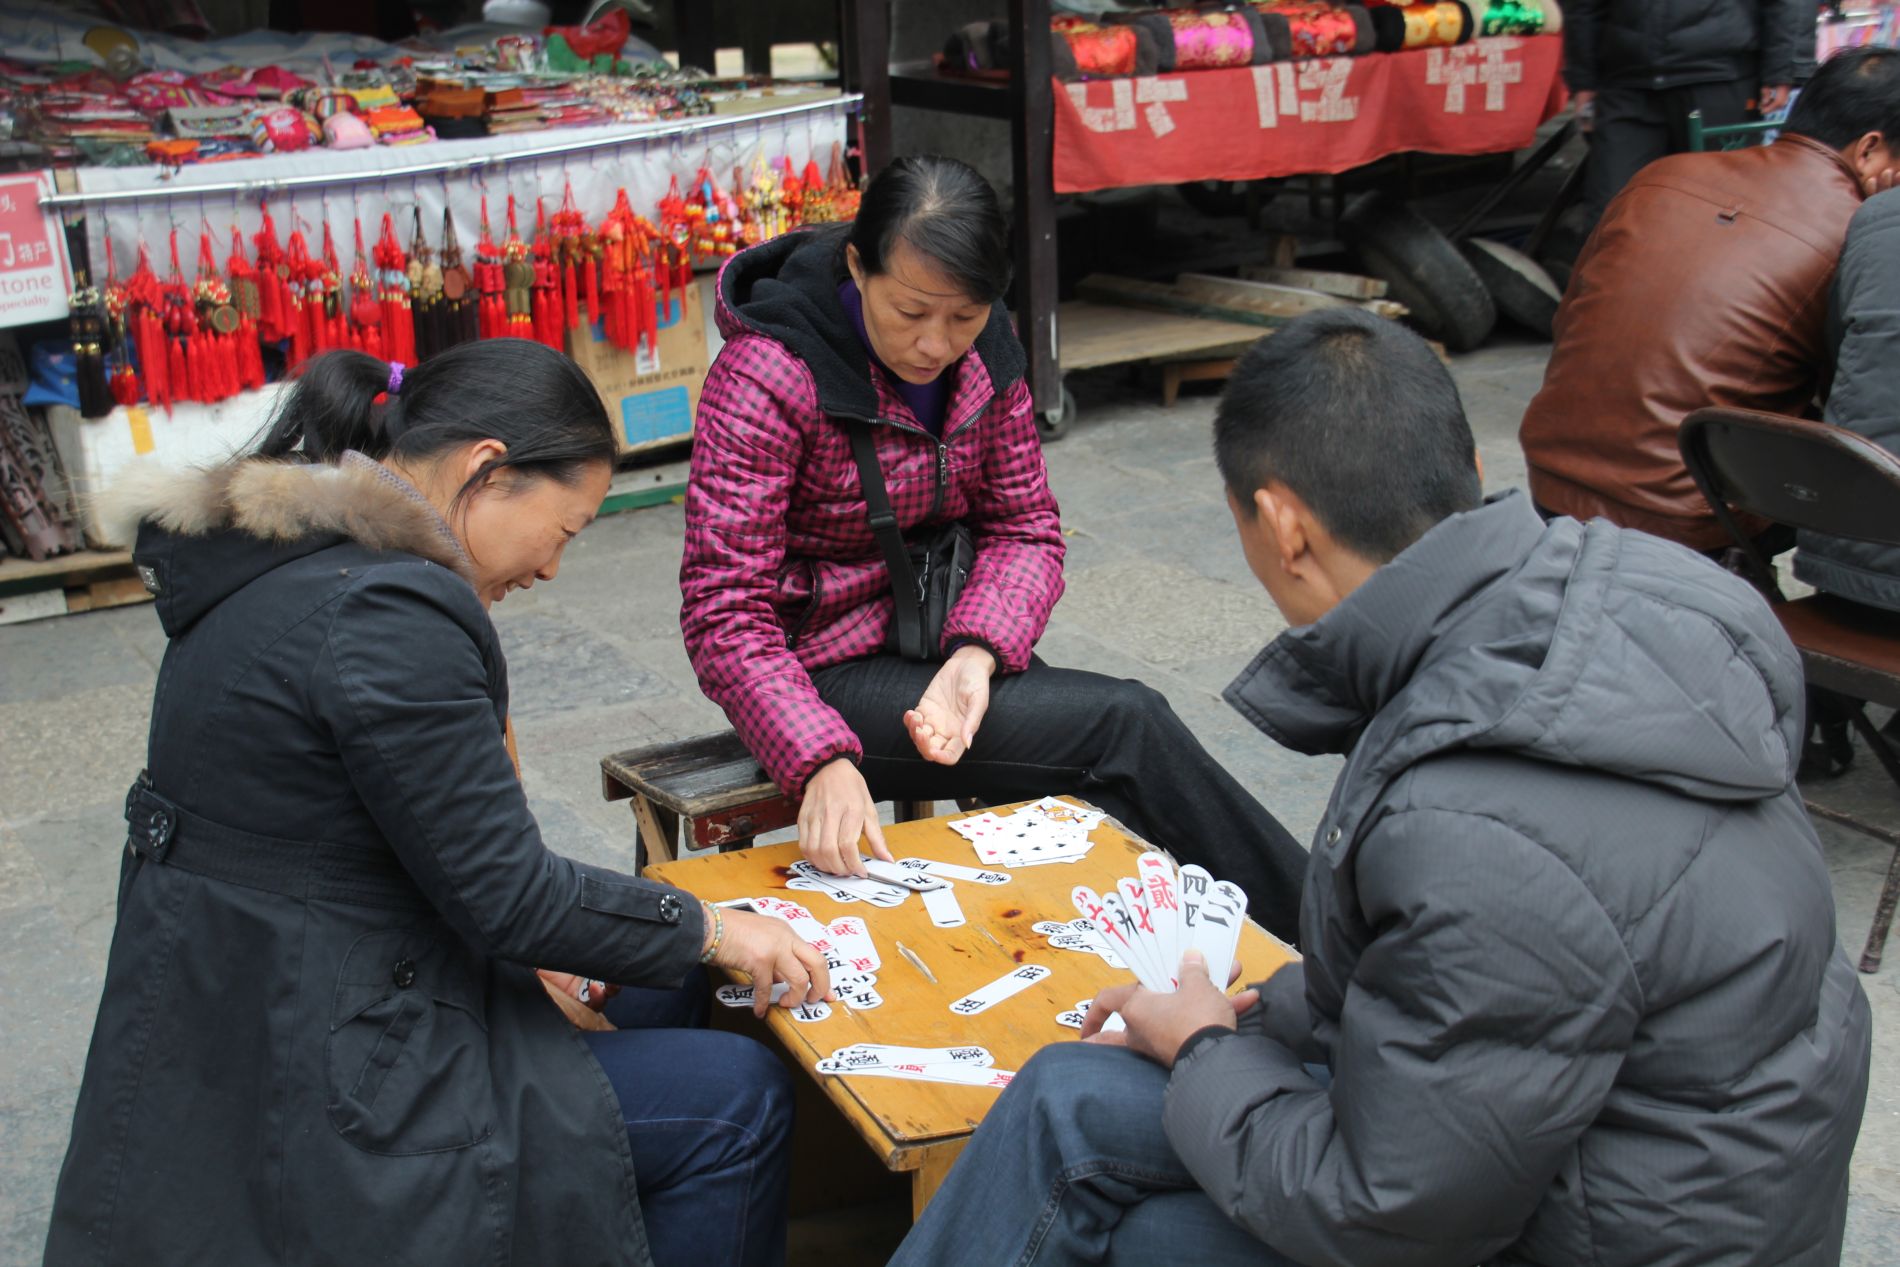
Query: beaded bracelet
698 900 725 965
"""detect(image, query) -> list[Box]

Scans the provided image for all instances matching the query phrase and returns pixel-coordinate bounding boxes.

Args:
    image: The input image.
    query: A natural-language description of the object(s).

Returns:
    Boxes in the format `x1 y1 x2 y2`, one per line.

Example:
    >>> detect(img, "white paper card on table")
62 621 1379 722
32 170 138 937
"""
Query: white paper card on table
746 895 832 943
1023 797 1105 832
786 876 860 904
1054 1008 1086 1029
833 981 884 1010
716 982 790 1009
900 857 1011 885
788 1000 832 1023
860 858 945 891
825 917 881 973
822 1044 993 1070
949 964 1052 1015
817 1061 1017 1089
788 861 911 907
920 885 966 928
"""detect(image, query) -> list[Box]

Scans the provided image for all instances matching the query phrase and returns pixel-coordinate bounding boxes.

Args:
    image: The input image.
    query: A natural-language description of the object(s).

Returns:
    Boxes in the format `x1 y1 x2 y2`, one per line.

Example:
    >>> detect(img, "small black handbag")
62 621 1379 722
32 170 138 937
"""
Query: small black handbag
845 423 974 662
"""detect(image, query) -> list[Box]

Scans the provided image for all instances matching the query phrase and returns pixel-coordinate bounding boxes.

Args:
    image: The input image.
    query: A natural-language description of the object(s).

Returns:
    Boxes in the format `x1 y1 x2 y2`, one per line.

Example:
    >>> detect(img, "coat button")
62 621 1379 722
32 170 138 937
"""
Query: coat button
658 894 682 924
147 810 172 848
1325 826 1341 846
392 959 417 988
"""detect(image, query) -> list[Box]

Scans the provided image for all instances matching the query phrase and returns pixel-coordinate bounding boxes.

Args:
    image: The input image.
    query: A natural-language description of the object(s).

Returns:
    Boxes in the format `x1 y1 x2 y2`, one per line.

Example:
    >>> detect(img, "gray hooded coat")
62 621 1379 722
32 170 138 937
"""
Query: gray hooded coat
1164 492 1870 1267
1795 189 1900 613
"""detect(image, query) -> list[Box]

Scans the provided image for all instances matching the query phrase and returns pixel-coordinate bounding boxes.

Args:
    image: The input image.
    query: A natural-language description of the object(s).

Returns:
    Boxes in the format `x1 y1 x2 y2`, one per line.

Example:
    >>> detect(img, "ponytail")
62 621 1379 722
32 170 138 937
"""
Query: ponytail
252 338 615 510
255 349 393 461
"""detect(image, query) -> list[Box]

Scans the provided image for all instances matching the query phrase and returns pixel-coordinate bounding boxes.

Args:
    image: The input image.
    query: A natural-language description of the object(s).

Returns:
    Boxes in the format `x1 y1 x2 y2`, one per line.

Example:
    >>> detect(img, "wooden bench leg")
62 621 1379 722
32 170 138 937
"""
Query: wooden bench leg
630 795 679 874
893 800 934 823
910 1139 968 1221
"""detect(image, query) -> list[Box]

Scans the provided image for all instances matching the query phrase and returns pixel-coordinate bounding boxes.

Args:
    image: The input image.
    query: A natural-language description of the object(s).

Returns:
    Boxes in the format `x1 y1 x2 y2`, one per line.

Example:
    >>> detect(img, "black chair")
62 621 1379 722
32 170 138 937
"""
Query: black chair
1680 406 1900 972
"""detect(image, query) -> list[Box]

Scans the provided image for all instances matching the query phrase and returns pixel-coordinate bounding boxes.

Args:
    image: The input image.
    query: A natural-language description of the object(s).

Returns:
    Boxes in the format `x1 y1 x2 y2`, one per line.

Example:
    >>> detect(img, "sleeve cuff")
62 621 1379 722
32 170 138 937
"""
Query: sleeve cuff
1174 1024 1240 1067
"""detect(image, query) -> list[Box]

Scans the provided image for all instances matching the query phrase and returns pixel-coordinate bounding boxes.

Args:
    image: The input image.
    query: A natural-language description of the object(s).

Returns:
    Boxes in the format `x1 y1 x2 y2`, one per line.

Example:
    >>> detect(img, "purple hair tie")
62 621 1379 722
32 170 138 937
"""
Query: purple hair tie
387 361 406 395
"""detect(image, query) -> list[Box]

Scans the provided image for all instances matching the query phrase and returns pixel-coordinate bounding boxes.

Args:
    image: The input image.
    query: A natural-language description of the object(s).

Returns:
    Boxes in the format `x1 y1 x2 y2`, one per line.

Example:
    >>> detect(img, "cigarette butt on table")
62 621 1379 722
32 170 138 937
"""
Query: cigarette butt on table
895 941 938 984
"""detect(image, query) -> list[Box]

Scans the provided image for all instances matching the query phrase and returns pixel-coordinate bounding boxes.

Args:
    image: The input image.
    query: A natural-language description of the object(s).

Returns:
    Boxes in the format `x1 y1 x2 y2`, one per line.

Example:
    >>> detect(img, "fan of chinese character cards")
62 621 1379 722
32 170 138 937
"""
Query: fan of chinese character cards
1070 855 1247 993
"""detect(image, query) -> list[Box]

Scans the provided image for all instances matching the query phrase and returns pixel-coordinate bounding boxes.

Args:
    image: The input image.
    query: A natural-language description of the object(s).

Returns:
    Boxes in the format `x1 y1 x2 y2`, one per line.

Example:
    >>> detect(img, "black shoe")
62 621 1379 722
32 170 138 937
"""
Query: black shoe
1800 720 1856 781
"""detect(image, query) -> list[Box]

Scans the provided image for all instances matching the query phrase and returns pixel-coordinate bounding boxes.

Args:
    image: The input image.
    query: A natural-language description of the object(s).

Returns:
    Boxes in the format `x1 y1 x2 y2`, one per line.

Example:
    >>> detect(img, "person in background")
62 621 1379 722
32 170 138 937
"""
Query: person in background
1566 0 1812 223
680 155 1310 942
1520 45 1900 553
893 308 1871 1267
45 341 822 1267
1795 187 1900 611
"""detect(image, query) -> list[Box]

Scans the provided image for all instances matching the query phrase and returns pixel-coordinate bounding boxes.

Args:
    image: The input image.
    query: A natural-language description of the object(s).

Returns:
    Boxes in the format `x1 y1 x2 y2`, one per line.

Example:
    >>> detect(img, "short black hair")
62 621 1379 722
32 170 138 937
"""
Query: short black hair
1213 308 1481 561
1786 46 1900 151
848 155 1012 304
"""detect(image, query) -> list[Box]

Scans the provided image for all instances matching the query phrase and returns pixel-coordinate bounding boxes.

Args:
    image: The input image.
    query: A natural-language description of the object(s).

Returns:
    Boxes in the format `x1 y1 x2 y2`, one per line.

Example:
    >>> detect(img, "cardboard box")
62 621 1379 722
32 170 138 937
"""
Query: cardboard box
565 279 712 459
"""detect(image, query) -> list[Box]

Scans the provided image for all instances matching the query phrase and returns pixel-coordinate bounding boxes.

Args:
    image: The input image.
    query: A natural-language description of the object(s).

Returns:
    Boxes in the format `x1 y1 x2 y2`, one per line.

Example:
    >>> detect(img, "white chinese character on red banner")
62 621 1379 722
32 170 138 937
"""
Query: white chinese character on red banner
1065 77 1192 138
1250 60 1359 129
1426 38 1525 114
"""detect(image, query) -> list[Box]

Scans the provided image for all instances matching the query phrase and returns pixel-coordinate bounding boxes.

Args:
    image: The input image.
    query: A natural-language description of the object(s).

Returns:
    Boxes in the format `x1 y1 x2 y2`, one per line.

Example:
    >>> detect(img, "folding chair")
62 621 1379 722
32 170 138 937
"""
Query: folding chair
1680 406 1900 971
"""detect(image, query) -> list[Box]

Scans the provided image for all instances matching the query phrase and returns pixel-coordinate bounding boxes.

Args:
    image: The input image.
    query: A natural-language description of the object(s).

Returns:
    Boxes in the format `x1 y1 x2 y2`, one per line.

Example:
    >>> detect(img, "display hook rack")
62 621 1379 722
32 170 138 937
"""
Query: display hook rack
36 92 865 211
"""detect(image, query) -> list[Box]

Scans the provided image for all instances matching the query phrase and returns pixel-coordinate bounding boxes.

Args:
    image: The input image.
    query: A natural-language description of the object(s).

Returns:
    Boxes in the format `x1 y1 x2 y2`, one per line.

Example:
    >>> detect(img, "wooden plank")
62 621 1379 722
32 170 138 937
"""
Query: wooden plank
1178 274 1410 323
1057 301 1265 372
1076 275 1292 331
1242 264 1389 300
632 796 680 869
600 731 778 814
1176 273 1354 317
0 549 133 595
648 802 1298 1176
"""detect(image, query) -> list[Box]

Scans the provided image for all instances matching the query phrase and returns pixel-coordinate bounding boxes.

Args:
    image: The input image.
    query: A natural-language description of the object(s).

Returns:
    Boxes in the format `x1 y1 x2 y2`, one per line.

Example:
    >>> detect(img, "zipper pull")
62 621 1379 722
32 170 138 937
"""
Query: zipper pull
937 443 948 492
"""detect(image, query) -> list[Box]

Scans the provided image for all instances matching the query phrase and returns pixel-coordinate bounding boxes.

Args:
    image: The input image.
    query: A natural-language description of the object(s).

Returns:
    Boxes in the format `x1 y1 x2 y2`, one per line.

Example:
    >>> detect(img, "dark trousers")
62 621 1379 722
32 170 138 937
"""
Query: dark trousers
811 653 1310 946
1583 79 1755 222
583 979 795 1267
891 1043 1304 1267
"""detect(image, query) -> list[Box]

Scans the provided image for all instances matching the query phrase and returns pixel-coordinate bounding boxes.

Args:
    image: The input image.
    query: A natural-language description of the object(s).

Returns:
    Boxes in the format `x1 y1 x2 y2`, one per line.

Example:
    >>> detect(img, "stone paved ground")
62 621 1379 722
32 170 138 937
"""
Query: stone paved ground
3 335 1897 1263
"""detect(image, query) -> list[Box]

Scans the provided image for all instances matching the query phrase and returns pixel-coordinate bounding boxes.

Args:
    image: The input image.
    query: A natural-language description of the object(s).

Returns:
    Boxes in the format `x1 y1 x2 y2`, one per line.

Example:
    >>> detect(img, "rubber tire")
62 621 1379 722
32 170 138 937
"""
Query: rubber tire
1036 385 1077 443
1341 192 1497 352
1176 178 1283 218
1461 238 1562 339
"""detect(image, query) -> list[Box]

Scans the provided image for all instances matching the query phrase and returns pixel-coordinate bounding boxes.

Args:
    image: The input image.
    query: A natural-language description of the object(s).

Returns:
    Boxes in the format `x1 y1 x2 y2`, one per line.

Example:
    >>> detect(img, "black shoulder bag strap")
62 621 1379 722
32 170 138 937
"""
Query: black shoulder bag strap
845 421 927 660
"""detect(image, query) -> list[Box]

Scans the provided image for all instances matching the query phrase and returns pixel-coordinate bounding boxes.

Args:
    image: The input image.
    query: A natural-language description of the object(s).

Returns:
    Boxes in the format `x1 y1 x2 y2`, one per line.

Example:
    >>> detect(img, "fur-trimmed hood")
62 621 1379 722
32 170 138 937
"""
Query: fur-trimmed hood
108 456 473 637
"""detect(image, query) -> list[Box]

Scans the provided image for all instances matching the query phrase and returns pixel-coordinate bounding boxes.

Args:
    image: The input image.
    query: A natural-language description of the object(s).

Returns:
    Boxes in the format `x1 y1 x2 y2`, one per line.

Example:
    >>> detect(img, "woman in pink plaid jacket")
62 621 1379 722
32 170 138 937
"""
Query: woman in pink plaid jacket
680 157 1306 941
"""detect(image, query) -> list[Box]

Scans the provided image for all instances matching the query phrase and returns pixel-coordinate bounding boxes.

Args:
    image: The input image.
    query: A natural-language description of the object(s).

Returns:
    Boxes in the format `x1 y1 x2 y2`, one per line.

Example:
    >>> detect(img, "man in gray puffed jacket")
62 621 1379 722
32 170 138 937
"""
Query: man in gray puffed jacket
892 308 1871 1267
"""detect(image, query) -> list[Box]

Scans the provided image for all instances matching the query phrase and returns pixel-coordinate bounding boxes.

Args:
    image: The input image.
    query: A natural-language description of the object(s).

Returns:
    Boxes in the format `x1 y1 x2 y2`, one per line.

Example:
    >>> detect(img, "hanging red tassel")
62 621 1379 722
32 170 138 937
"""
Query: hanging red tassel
283 227 312 368
501 195 534 339
101 231 142 406
373 212 415 365
476 197 505 340
254 205 289 343
225 227 265 391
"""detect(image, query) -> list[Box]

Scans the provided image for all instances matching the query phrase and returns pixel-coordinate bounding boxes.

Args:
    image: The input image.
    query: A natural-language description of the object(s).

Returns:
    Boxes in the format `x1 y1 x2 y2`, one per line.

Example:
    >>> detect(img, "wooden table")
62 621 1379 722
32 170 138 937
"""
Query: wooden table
648 800 1298 1218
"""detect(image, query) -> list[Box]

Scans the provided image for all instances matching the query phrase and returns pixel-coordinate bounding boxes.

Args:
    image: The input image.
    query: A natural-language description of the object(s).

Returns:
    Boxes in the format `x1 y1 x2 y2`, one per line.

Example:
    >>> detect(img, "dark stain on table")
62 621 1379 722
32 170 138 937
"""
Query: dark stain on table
1000 908 1022 920
1013 949 1027 964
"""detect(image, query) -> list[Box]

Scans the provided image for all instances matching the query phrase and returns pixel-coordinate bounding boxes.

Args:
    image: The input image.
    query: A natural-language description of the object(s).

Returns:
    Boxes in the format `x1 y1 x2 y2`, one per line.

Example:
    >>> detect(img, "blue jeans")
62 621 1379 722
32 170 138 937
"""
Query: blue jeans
584 977 794 1267
891 1043 1305 1267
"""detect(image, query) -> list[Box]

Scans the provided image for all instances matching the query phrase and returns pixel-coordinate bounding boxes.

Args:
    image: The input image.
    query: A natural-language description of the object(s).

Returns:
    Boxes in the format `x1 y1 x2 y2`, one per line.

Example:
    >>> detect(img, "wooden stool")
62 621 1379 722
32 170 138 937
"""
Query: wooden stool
601 731 940 871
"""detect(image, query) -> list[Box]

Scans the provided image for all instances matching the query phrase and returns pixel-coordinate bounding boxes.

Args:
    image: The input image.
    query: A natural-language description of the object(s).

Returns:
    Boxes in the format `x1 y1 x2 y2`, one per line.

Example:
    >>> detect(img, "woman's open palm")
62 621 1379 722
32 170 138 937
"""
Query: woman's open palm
905 646 996 765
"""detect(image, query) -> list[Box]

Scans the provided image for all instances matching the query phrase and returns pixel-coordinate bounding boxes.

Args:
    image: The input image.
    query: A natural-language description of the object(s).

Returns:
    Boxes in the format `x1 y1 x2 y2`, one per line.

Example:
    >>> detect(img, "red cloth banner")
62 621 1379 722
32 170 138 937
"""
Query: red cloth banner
1052 35 1566 193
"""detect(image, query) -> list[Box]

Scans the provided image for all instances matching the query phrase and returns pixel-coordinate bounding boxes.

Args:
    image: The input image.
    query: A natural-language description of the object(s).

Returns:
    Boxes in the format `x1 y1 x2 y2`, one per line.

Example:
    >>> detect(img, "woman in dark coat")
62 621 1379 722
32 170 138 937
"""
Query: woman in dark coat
44 340 829 1267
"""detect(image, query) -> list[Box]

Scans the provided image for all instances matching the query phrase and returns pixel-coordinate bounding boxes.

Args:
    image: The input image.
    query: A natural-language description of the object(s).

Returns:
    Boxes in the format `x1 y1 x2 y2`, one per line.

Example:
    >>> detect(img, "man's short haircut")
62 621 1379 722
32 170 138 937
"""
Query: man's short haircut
1786 46 1900 151
1213 307 1481 562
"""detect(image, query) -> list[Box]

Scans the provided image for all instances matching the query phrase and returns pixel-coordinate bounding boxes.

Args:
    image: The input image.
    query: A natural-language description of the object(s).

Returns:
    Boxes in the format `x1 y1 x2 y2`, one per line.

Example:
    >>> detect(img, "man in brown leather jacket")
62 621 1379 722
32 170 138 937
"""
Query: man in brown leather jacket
1520 46 1900 552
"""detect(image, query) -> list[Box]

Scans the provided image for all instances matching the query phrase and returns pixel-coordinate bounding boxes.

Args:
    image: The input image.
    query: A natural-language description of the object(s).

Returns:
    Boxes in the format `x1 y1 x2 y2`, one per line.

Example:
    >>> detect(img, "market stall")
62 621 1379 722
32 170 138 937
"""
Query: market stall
0 7 867 615
876 0 1565 433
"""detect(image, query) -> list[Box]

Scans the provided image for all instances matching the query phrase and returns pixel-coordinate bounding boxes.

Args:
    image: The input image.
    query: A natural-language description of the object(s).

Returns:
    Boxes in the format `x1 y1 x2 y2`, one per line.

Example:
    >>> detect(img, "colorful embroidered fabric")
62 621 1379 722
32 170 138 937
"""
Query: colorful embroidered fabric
1479 0 1543 36
1168 11 1255 69
1257 3 1360 58
1054 16 1143 78
1400 1 1472 47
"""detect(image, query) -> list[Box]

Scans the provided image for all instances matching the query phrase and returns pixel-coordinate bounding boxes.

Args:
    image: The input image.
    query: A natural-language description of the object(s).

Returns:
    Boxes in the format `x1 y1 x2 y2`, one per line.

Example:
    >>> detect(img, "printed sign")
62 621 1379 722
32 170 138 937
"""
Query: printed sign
0 173 72 328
